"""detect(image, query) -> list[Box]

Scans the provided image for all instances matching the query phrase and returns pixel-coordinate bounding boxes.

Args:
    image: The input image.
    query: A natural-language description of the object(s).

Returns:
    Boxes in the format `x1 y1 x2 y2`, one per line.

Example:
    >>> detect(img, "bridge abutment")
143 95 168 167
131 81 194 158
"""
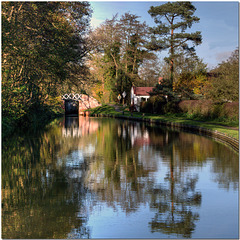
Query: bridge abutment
62 94 101 115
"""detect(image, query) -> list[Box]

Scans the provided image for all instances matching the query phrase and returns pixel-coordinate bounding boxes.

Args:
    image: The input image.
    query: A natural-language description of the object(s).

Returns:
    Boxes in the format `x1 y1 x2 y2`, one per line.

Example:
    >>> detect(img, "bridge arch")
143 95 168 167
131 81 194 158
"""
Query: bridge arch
61 93 101 115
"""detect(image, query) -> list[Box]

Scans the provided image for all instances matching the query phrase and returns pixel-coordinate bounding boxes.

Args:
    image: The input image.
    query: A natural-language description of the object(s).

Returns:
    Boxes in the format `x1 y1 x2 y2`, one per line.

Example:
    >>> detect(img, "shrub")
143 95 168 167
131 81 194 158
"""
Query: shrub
163 101 181 114
141 96 180 114
179 100 213 117
178 100 239 121
222 102 239 120
141 100 153 113
141 95 166 114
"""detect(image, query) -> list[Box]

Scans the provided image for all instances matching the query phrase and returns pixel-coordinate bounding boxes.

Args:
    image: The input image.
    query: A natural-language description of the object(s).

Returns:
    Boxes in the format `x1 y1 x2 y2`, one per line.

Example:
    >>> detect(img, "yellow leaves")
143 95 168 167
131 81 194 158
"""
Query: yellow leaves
192 74 208 95
175 73 207 96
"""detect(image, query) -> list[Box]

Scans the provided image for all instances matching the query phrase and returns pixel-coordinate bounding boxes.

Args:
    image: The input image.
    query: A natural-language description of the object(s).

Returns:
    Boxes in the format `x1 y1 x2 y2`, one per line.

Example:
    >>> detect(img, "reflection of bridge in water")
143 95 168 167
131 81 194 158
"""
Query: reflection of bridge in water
62 116 99 137
61 93 101 115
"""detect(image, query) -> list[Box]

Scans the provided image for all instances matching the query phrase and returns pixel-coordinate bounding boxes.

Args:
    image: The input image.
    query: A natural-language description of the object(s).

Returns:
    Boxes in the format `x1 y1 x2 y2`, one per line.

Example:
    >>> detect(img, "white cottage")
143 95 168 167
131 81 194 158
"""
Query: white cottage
130 86 154 111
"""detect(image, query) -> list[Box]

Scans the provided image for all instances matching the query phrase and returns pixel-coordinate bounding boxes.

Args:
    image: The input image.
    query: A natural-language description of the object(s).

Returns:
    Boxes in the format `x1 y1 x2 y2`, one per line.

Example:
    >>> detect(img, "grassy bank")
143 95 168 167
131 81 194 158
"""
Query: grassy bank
87 104 239 140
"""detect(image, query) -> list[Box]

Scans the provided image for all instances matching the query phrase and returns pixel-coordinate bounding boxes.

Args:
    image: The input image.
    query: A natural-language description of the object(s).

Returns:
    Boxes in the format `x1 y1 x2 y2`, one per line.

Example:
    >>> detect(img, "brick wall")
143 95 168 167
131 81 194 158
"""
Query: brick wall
78 95 101 112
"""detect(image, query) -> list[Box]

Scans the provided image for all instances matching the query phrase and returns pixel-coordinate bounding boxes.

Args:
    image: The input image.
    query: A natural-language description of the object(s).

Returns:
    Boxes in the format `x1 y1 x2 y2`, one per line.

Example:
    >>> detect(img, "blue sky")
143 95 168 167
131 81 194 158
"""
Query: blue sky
89 1 239 69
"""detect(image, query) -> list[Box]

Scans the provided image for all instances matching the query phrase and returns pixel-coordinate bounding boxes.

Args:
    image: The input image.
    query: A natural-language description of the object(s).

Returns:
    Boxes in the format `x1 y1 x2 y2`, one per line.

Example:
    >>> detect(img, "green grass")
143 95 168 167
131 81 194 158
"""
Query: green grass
87 104 239 140
88 104 118 115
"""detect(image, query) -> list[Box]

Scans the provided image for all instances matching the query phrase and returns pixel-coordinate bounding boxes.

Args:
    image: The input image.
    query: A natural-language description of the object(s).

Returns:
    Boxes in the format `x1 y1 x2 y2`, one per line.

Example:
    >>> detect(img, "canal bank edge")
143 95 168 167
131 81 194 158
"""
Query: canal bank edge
90 113 239 152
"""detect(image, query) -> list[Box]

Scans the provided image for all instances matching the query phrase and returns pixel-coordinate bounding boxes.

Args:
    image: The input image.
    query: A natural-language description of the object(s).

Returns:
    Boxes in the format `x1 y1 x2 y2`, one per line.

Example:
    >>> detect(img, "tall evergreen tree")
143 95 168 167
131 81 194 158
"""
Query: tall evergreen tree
148 1 202 85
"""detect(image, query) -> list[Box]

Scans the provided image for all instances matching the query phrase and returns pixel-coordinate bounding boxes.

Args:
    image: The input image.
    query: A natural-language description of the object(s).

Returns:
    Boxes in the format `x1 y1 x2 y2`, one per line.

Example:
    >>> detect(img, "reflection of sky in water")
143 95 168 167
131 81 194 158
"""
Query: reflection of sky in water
82 144 95 157
57 150 84 167
85 202 169 239
79 159 239 239
73 121 238 238
57 145 95 168
194 161 238 238
66 151 84 167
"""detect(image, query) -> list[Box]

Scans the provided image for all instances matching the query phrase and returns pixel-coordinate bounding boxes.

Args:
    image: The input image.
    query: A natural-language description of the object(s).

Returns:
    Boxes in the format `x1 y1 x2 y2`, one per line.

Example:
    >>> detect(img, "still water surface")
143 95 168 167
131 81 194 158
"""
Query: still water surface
2 116 239 239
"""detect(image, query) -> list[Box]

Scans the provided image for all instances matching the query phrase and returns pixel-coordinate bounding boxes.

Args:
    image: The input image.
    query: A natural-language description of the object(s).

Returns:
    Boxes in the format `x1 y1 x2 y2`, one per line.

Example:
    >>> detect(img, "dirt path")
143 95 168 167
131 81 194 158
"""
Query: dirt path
109 104 123 113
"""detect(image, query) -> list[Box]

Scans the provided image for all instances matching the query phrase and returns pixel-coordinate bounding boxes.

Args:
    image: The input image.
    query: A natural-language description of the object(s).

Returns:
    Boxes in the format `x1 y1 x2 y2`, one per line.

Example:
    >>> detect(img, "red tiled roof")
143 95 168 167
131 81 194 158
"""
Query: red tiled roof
133 87 154 96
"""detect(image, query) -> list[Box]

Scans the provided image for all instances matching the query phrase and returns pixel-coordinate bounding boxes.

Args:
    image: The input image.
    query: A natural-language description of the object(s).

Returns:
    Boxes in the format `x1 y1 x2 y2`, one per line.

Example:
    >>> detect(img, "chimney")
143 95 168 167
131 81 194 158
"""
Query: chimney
158 77 163 85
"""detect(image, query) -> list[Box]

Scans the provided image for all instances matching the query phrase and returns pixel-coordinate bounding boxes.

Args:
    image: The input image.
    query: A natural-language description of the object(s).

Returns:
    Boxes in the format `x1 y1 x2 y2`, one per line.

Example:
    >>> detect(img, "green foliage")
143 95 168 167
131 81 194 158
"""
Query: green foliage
141 95 165 114
141 95 180 115
172 50 208 98
151 79 174 98
88 104 119 115
174 50 207 76
174 72 207 99
178 100 239 123
206 49 239 102
2 2 92 132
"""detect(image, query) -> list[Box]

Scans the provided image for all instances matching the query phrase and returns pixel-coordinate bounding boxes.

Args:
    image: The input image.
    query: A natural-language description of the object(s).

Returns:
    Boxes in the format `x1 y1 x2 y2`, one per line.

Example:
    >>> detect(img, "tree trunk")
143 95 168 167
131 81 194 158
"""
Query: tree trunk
170 26 174 86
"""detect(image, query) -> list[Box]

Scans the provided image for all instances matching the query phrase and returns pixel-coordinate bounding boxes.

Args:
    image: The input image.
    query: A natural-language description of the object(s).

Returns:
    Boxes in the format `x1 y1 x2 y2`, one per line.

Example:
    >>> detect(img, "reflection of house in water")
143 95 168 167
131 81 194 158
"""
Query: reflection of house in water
62 116 99 137
130 126 150 147
118 122 167 147
126 122 171 147
121 122 151 147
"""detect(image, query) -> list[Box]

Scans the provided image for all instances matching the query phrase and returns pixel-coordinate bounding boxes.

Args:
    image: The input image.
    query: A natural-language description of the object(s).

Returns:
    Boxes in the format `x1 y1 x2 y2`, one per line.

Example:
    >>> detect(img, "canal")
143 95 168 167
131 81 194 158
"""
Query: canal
2 116 239 239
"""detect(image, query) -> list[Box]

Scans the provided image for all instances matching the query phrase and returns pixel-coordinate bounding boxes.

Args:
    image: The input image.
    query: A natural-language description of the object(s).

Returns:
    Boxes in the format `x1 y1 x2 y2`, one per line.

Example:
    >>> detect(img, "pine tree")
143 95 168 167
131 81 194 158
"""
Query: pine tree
148 1 202 85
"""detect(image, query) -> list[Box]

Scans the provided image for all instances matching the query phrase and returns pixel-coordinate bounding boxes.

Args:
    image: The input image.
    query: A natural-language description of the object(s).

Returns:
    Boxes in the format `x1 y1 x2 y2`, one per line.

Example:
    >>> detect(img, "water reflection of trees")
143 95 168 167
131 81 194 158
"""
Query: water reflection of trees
85 121 238 238
149 161 201 238
144 125 238 237
86 120 155 213
146 125 239 188
2 117 238 238
150 178 201 238
210 146 239 190
2 118 97 239
82 121 201 237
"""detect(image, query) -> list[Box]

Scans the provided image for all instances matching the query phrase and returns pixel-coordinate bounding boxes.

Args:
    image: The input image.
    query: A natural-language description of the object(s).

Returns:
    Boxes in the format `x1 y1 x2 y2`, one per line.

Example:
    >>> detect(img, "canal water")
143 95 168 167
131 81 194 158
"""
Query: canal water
2 116 239 239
